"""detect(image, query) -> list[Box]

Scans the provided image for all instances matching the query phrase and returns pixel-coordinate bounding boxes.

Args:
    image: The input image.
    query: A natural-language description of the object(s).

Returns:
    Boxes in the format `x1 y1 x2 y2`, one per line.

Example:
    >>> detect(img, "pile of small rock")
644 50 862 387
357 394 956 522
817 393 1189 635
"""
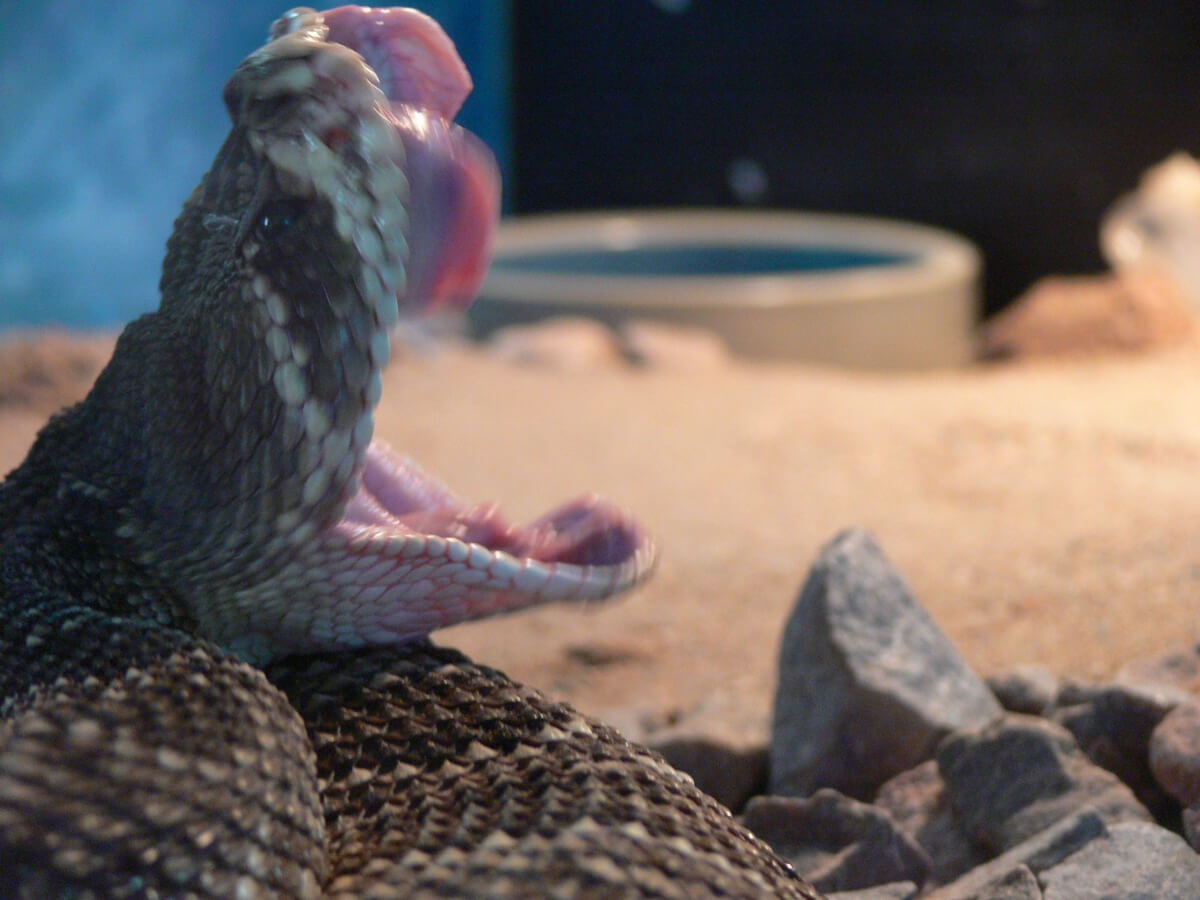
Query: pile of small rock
651 528 1200 899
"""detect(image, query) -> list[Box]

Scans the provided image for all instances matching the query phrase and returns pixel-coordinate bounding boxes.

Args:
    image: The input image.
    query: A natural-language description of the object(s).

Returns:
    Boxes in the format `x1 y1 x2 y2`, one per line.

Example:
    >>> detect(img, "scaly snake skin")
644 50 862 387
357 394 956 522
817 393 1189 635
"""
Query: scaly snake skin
0 7 822 898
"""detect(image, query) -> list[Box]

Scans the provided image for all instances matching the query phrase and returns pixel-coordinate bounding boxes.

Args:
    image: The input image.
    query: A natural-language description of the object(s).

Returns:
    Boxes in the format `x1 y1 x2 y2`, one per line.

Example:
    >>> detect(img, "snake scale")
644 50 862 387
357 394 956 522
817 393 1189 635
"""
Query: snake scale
0 7 823 898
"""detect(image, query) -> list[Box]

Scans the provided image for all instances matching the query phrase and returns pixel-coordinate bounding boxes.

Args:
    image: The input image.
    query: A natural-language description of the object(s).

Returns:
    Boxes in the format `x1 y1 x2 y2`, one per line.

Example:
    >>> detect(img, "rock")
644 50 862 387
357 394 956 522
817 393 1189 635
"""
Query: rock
987 665 1059 716
972 865 1042 900
486 316 624 370
1148 701 1200 806
619 319 730 369
826 882 919 900
937 714 1151 854
874 760 986 886
1039 821 1200 899
979 271 1197 361
1052 682 1178 818
649 736 767 813
771 528 1001 800
1118 642 1200 696
1052 678 1104 709
922 810 1105 900
742 789 930 894
1183 801 1199 851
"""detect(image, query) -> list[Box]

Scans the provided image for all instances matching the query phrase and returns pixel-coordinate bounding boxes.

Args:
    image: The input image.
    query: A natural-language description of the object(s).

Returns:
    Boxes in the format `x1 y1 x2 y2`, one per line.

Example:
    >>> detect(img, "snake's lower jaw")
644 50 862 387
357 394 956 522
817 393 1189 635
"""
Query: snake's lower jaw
207 439 657 662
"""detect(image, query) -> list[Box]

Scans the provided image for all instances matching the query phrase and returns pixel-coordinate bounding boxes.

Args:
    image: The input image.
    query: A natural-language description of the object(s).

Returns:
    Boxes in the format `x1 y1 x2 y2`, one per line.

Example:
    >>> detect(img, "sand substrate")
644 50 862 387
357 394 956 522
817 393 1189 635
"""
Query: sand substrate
2 333 1198 747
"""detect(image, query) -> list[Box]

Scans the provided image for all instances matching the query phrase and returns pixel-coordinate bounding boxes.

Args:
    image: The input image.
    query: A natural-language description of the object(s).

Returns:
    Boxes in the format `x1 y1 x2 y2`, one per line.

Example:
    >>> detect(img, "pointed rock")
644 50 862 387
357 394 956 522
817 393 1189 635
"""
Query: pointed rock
771 528 1000 800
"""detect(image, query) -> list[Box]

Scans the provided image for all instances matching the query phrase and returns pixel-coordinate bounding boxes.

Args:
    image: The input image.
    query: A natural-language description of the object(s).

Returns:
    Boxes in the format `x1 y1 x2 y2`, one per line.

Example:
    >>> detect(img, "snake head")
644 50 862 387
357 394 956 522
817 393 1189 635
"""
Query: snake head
123 7 655 663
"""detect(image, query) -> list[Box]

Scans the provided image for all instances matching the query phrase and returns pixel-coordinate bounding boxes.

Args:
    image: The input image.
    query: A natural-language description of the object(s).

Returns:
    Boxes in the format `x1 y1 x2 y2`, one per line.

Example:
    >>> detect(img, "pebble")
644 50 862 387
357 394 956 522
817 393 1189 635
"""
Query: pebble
742 789 929 894
987 664 1059 717
1148 701 1200 806
937 713 1151 854
874 760 985 886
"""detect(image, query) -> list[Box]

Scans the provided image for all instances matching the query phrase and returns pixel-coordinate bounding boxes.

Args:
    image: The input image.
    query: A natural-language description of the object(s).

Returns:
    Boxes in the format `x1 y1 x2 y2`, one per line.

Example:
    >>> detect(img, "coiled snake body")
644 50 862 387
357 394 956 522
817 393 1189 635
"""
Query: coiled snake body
0 7 822 897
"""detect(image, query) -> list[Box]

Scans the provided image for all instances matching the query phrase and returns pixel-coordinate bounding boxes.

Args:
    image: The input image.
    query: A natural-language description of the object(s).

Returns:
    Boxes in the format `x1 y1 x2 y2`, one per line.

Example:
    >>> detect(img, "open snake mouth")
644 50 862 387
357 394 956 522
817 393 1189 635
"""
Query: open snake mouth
222 8 655 656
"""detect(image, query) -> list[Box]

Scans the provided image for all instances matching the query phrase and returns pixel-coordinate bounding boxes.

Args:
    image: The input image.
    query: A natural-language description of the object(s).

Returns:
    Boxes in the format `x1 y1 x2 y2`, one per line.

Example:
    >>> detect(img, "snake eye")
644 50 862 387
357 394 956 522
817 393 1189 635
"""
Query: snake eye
255 197 308 240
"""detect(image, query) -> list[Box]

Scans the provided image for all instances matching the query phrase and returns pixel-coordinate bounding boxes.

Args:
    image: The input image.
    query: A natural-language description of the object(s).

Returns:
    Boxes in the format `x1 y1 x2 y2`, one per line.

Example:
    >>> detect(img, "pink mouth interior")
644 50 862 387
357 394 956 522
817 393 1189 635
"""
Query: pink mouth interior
318 8 643 572
323 5 499 313
344 445 644 568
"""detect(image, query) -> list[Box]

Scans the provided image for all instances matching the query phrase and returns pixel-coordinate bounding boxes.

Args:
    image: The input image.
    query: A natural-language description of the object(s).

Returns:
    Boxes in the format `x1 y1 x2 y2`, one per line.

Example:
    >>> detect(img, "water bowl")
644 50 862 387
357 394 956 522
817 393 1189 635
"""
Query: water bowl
471 210 981 369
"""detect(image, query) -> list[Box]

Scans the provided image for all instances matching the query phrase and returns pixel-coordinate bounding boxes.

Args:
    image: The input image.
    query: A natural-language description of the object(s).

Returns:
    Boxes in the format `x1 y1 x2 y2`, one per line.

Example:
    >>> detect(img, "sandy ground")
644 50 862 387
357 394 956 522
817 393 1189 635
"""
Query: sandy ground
3 331 1200 747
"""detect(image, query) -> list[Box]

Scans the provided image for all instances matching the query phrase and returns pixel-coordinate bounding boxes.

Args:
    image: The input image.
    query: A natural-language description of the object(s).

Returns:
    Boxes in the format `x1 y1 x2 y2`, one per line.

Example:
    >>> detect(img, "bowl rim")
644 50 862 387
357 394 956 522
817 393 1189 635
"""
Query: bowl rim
481 209 982 310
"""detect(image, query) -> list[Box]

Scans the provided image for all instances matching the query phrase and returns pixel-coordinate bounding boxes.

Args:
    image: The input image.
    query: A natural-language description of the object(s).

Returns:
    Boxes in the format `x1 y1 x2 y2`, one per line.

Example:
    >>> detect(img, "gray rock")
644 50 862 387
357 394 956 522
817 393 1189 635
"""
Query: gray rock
1053 678 1105 709
1040 821 1200 899
1148 700 1200 806
988 665 1059 716
874 760 985 886
826 882 918 900
1117 641 1200 696
1052 682 1178 818
974 865 1041 899
771 528 1001 800
1183 800 1199 851
649 736 766 813
922 810 1105 900
937 714 1151 854
742 789 930 893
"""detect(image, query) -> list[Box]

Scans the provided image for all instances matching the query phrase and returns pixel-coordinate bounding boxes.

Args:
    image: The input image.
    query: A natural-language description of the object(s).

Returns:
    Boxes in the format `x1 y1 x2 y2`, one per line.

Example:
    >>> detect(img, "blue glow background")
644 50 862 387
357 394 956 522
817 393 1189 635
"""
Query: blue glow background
0 1 508 329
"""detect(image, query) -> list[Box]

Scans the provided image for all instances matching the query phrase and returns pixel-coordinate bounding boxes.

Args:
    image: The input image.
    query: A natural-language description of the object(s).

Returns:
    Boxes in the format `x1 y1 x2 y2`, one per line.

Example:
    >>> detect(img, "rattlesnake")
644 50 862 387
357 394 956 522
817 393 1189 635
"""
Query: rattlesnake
0 7 822 897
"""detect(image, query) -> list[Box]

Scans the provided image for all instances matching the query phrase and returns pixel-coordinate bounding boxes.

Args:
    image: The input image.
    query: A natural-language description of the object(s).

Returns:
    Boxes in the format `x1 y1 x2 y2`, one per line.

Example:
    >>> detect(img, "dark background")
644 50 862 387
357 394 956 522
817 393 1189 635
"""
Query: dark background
509 1 1200 315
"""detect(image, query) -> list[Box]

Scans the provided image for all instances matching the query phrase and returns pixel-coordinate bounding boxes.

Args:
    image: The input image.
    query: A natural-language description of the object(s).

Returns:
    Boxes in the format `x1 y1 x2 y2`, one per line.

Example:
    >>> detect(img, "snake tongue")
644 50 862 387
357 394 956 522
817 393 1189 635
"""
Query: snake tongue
322 5 499 313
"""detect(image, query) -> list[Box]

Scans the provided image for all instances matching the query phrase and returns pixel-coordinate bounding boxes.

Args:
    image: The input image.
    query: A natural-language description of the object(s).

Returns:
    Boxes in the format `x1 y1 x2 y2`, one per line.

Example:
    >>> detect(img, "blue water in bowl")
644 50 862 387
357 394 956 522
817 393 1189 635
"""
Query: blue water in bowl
490 244 914 277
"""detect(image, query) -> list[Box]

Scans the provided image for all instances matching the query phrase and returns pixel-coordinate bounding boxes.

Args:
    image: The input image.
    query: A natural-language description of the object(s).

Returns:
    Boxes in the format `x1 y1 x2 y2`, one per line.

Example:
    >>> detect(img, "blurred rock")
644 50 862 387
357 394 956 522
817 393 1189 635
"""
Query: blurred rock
620 319 730 369
1148 701 1200 806
649 736 767 813
1052 678 1105 709
987 664 1059 716
826 882 918 900
1051 682 1178 819
921 811 1104 900
742 789 930 894
874 760 985 886
971 865 1042 900
980 271 1197 360
1183 801 1200 850
1039 821 1200 899
771 528 1000 800
1117 642 1200 696
486 316 624 369
937 714 1151 854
